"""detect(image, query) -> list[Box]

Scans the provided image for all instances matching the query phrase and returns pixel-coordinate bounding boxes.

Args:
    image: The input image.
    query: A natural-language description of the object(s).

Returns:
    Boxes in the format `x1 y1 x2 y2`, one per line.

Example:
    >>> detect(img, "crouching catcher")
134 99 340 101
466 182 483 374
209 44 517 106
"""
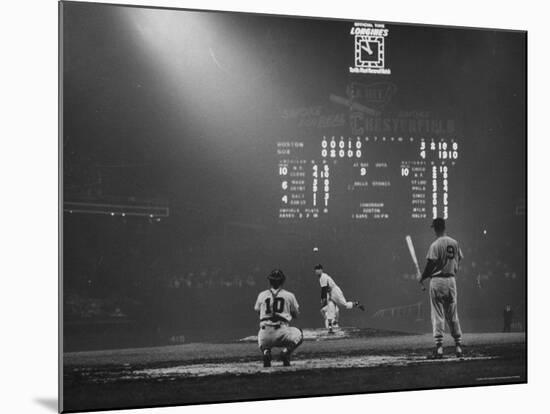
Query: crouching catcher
254 269 304 367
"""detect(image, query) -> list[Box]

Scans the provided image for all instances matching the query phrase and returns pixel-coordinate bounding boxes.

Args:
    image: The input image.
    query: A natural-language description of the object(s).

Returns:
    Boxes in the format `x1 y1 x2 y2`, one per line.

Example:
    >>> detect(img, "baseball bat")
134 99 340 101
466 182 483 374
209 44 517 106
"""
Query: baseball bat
405 235 425 291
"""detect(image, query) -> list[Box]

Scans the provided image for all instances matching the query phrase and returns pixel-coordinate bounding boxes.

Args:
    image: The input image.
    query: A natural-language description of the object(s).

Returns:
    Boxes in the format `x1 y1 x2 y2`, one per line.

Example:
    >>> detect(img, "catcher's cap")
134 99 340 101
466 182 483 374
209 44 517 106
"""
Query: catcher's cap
267 269 286 282
431 217 446 231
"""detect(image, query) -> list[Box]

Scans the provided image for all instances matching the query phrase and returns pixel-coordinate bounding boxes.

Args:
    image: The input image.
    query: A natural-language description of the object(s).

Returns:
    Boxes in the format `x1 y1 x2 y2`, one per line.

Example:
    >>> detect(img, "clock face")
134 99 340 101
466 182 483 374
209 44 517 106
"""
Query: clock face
354 36 385 68
360 39 380 62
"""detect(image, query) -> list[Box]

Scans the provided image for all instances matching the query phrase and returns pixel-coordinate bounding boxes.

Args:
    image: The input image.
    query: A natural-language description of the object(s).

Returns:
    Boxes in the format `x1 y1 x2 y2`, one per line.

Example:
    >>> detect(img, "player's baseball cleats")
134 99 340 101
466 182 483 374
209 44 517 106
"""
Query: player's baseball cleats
455 344 463 359
262 349 272 367
281 349 291 367
354 301 365 311
427 345 444 360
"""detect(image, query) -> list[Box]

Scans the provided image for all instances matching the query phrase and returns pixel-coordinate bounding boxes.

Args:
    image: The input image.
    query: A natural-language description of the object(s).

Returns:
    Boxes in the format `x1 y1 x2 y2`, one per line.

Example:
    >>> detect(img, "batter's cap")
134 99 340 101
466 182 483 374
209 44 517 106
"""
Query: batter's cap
431 217 446 230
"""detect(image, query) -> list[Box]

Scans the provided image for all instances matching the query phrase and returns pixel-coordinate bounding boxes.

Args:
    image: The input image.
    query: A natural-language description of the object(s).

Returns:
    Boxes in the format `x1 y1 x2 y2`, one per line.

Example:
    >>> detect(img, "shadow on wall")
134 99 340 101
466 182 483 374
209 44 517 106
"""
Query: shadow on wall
33 397 57 412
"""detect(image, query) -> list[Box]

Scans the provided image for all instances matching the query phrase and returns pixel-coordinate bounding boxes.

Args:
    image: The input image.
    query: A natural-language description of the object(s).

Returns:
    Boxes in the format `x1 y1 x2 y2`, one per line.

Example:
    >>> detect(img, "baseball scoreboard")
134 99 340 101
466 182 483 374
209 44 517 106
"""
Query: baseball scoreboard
277 135 459 222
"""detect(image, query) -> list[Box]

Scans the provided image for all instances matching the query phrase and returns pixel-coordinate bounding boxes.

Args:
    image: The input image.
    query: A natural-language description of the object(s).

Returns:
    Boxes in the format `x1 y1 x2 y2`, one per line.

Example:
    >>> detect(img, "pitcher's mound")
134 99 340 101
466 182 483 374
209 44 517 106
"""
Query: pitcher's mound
238 327 412 342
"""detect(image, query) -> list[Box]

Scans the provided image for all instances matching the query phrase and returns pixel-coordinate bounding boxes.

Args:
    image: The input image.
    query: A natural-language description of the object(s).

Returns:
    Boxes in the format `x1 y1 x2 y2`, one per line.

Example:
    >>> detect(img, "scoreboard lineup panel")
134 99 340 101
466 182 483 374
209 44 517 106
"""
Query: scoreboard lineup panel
277 135 459 222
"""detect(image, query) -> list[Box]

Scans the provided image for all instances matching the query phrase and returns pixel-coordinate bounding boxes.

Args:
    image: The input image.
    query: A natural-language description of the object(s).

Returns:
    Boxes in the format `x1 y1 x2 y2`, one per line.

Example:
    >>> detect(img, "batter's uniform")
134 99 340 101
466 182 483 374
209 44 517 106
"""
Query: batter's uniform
319 272 354 310
426 236 463 345
254 288 303 352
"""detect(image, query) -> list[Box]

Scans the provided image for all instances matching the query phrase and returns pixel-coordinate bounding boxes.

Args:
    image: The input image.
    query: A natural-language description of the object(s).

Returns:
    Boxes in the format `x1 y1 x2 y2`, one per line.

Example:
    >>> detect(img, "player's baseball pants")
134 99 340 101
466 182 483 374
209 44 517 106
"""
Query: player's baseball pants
321 300 340 326
429 277 462 344
258 323 303 351
329 285 354 309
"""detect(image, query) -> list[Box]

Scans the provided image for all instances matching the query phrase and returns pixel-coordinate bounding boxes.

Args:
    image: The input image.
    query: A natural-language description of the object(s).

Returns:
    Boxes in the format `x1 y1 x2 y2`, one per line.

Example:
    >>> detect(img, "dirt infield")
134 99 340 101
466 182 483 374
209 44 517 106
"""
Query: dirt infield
63 330 526 412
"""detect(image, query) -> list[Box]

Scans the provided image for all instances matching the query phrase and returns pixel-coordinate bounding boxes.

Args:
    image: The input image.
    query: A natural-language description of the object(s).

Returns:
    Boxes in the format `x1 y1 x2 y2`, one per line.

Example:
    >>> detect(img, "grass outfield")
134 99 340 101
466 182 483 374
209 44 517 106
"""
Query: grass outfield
62 330 526 412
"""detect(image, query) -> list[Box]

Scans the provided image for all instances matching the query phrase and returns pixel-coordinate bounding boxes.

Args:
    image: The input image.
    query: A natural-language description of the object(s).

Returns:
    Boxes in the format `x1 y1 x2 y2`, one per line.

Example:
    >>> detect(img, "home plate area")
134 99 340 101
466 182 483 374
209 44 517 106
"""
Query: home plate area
62 330 526 411
130 353 495 380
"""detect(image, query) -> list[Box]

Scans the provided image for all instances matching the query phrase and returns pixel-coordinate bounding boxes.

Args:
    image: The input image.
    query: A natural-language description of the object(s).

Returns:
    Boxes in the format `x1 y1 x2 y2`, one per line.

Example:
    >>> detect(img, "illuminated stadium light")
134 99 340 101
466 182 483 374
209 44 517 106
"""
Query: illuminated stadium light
117 6 283 158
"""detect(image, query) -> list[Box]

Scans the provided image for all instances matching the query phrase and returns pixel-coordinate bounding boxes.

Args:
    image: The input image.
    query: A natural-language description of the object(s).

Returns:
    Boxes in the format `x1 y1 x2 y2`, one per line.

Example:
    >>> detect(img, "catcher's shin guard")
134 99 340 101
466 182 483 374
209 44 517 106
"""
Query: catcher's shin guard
281 348 291 366
262 349 272 367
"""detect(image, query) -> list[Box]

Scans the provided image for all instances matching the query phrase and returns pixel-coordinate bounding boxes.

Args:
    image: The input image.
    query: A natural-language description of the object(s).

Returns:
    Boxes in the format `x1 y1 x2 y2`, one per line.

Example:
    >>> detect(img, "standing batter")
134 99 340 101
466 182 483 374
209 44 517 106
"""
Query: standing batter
314 264 365 333
418 218 464 359
254 269 303 367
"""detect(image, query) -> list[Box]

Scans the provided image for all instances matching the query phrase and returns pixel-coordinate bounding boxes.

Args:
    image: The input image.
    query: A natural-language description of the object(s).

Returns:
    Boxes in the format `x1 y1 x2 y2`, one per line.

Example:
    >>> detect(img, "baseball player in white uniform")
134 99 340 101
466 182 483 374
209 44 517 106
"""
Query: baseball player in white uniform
418 218 464 359
254 269 304 367
314 264 365 333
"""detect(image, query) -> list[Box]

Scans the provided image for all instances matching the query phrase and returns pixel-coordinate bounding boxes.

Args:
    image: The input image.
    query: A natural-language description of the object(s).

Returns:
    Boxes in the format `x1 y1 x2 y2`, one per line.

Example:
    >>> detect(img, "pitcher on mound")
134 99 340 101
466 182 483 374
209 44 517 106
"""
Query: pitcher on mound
314 264 365 333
